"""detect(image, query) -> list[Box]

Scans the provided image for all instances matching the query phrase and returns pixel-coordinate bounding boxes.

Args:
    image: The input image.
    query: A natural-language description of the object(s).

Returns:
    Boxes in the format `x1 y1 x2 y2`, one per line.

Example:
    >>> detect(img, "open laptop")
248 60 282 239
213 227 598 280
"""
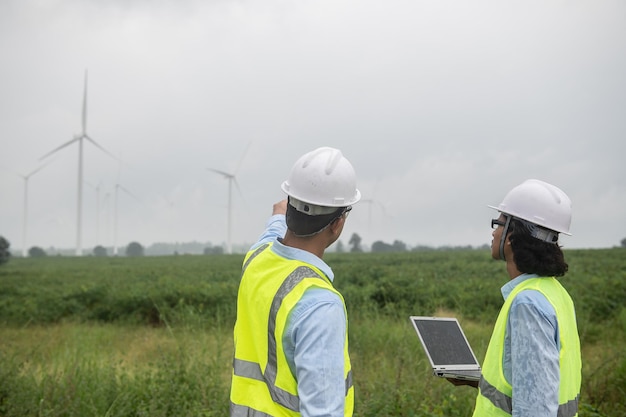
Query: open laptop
409 316 482 381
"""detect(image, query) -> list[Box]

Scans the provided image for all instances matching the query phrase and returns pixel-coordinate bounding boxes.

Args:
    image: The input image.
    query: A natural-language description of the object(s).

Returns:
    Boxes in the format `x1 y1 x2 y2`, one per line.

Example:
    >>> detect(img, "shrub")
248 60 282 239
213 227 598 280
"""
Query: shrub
0 236 10 265
93 245 108 257
204 246 224 255
28 246 46 258
125 242 144 257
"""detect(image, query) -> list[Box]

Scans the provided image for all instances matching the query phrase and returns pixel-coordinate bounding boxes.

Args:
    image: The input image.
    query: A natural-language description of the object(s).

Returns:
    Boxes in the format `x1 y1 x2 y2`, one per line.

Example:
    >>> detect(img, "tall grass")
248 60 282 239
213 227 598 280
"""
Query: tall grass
0 323 231 417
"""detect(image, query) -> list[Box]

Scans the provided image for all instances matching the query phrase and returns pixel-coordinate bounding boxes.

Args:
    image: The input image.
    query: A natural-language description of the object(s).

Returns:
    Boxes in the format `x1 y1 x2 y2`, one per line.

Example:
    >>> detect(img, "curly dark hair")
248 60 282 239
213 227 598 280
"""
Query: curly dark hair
508 218 568 277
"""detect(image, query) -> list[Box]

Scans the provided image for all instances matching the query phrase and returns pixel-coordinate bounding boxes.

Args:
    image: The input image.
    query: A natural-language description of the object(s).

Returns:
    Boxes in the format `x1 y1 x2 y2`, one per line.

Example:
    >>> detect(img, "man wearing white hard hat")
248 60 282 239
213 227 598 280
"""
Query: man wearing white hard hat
230 147 360 417
453 179 582 417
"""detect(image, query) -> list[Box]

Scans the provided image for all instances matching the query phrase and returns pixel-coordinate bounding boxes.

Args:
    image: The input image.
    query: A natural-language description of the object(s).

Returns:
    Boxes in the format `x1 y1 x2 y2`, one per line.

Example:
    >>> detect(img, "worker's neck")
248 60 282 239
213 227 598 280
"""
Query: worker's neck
282 232 326 259
506 260 522 280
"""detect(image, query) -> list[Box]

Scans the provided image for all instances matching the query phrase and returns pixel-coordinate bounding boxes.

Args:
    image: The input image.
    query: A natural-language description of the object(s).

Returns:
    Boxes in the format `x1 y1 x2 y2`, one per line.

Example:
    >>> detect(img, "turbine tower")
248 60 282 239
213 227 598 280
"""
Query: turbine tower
18 162 52 257
208 142 251 254
39 70 117 256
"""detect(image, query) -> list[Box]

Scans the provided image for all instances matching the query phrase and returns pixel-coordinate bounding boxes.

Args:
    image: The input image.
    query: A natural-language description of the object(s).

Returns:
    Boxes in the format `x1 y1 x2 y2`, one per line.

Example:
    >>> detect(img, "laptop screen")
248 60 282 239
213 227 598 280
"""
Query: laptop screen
411 317 479 366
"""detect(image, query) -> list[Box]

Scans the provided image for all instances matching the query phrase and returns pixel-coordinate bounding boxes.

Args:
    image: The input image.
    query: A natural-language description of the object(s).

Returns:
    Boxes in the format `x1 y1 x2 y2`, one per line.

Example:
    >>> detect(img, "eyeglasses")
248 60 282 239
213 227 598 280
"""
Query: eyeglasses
342 206 352 219
491 219 506 229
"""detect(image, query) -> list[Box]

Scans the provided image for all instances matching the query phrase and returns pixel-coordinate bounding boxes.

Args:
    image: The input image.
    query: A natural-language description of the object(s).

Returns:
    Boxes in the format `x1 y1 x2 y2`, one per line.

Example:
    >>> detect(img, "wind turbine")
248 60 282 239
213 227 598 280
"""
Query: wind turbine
359 181 392 239
360 198 389 230
18 162 53 257
208 142 251 254
39 70 118 256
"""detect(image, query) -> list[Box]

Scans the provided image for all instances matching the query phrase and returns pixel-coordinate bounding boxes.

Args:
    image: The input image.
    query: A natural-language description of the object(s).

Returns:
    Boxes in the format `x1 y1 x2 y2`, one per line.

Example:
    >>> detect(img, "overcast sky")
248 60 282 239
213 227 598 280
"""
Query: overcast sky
1 0 625 254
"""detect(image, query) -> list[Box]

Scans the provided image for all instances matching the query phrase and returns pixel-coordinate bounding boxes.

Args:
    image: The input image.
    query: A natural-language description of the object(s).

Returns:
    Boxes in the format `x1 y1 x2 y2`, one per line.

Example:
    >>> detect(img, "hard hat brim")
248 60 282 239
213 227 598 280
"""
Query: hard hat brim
281 181 361 207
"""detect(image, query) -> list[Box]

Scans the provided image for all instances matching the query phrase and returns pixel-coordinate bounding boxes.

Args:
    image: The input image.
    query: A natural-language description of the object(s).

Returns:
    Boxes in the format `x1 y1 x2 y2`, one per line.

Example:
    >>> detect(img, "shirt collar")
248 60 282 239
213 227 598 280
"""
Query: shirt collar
501 273 539 300
272 238 335 282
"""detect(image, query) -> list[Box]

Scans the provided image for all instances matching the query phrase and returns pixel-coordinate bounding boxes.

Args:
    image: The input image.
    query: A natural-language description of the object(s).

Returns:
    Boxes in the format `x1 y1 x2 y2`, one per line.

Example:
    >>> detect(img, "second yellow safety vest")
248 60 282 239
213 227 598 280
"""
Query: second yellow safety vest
473 277 581 417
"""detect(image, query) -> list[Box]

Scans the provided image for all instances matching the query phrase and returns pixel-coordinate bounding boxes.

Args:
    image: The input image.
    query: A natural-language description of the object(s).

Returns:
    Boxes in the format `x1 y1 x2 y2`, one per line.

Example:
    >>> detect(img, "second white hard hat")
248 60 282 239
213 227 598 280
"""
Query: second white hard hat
281 147 361 213
489 179 572 235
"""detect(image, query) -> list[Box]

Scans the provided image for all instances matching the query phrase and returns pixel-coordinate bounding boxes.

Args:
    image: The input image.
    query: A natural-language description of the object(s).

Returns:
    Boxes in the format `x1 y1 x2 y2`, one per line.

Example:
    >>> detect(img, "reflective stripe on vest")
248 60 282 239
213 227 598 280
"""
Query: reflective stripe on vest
231 401 272 417
479 377 579 417
232 243 353 414
242 243 270 272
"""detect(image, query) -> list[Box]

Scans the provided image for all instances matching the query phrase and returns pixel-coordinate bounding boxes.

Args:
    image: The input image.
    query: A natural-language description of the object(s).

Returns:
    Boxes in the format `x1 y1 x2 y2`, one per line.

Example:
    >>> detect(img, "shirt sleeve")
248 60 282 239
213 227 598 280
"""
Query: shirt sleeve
252 214 287 249
508 290 560 417
284 288 347 417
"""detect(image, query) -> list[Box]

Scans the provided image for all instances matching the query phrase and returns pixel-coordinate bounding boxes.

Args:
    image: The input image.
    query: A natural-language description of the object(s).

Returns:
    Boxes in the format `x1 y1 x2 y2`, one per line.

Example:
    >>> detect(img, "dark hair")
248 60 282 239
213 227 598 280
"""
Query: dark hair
508 218 568 277
286 203 345 237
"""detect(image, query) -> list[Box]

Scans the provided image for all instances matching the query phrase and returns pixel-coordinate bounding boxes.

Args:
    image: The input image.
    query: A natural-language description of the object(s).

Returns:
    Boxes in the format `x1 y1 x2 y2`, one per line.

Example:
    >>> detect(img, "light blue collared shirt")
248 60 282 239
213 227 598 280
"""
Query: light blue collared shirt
250 214 347 417
501 274 560 417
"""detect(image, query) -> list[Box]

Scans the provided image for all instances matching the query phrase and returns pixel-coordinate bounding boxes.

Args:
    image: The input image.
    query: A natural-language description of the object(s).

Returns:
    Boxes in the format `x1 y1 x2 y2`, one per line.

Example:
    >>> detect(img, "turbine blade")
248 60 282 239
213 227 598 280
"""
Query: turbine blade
234 140 252 176
233 178 248 207
82 70 88 135
85 135 120 161
25 158 55 178
117 184 142 203
375 200 389 216
208 168 233 178
39 136 80 161
27 166 45 178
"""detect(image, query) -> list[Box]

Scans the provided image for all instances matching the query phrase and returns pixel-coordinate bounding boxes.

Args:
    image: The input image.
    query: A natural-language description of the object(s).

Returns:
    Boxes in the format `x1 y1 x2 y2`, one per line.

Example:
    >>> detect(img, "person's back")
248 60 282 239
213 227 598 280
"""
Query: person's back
230 147 360 417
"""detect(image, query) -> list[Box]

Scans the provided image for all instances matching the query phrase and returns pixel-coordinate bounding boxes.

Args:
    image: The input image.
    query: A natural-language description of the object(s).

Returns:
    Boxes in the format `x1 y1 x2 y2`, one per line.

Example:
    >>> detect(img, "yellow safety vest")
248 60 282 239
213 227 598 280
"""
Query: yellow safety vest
473 277 581 417
230 242 354 416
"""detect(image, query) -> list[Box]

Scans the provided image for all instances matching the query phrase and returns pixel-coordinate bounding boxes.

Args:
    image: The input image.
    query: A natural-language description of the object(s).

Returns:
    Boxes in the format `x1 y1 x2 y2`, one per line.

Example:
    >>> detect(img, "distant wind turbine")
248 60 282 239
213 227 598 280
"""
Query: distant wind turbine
39 70 118 256
18 161 53 257
208 142 251 254
360 198 389 230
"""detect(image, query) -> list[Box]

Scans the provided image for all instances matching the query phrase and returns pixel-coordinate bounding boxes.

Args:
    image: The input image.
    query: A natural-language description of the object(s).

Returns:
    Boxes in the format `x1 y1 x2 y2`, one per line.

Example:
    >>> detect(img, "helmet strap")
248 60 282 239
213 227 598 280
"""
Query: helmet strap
499 215 512 261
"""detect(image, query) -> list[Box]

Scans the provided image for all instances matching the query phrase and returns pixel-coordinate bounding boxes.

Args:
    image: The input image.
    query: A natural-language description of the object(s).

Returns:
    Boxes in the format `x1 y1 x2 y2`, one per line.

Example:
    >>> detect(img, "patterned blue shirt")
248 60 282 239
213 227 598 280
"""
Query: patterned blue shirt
501 274 561 417
250 214 347 417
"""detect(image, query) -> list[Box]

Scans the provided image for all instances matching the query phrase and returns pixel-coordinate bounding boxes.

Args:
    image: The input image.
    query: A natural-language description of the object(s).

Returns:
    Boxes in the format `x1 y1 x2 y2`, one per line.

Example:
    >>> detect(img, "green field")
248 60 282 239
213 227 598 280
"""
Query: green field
1 249 625 416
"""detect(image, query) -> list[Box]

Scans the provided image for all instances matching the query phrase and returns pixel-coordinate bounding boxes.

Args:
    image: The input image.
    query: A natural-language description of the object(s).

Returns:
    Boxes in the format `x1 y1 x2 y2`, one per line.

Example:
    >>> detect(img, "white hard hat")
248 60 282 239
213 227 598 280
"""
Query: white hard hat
489 179 572 235
281 147 361 212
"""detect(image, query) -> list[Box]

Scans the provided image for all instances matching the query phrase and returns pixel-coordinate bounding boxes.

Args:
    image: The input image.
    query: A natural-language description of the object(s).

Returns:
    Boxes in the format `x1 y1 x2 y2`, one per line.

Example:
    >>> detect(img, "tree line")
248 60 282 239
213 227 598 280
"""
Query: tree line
2 234 626 263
